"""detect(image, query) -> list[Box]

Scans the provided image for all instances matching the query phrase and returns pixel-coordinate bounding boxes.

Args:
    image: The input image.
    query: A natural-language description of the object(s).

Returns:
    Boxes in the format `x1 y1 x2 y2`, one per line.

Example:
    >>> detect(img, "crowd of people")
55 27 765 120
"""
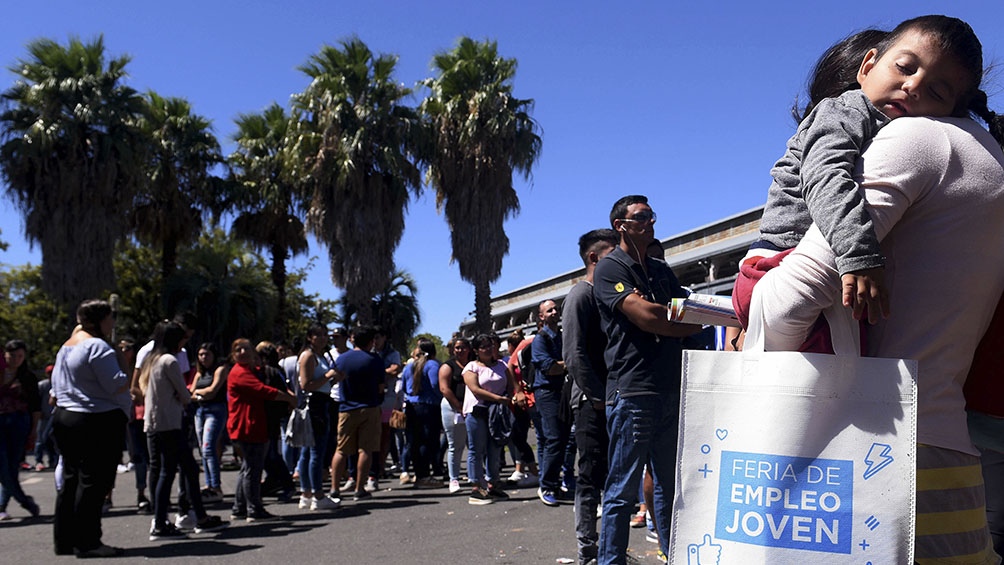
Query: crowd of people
2 13 1004 565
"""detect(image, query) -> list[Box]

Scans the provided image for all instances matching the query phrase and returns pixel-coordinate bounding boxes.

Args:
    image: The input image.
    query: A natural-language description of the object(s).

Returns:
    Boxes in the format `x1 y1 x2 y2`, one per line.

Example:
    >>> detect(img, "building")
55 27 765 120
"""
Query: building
459 206 763 337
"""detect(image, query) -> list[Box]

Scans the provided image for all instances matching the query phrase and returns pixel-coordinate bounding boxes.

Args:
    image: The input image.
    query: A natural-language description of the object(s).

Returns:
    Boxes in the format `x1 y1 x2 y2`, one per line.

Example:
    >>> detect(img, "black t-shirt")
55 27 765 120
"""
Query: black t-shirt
593 246 688 399
445 358 466 402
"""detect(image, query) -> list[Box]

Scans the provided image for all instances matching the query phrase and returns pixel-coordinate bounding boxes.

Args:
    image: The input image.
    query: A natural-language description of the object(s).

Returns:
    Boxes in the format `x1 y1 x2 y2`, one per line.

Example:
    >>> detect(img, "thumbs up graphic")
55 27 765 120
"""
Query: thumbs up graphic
687 534 722 565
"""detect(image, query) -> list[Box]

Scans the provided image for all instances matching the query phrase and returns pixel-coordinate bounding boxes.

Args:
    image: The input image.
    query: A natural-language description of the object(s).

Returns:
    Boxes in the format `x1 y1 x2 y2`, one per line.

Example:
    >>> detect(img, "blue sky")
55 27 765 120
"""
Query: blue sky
2 1 1002 341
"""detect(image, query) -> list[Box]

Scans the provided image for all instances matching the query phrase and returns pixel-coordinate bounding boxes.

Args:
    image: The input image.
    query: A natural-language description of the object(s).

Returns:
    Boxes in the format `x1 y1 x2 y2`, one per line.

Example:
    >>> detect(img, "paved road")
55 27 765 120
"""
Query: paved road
2 465 666 563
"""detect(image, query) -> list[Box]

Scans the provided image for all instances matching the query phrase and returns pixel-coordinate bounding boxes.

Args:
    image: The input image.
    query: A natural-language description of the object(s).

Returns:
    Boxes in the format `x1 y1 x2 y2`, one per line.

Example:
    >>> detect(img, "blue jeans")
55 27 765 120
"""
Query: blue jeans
405 402 442 480
195 402 227 489
536 387 570 491
441 399 466 481
0 411 32 510
34 415 56 467
280 417 300 474
465 407 500 488
599 394 678 565
298 393 330 493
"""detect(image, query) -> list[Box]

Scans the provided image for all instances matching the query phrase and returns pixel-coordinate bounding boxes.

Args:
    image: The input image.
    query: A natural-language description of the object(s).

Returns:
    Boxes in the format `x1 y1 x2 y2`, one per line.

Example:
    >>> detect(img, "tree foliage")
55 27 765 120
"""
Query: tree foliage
342 270 422 354
420 37 541 334
0 36 146 312
132 91 224 280
294 38 422 325
0 263 68 370
230 103 309 340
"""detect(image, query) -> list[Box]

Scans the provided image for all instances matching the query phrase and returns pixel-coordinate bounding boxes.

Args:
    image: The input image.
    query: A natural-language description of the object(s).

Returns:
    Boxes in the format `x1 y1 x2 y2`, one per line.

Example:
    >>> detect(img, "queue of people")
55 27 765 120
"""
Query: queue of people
3 12 1004 565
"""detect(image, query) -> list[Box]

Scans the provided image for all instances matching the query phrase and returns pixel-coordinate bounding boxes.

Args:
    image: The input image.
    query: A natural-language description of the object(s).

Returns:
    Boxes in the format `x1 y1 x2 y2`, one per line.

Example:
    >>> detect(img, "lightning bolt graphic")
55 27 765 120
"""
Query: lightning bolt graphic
863 443 894 480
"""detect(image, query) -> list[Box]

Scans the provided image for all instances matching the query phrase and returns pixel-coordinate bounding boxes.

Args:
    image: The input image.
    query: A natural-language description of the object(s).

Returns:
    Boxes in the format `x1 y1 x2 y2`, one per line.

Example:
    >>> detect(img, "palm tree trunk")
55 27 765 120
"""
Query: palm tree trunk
162 239 178 280
473 279 493 335
270 243 288 341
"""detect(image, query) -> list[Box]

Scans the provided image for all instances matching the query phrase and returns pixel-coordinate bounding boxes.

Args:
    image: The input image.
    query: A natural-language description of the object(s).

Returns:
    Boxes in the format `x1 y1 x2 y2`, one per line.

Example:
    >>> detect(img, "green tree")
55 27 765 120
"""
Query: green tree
343 270 421 354
420 37 542 334
293 38 422 325
0 36 146 312
230 103 309 341
112 239 164 343
132 91 224 280
407 332 446 361
0 263 68 370
283 262 341 345
162 227 277 352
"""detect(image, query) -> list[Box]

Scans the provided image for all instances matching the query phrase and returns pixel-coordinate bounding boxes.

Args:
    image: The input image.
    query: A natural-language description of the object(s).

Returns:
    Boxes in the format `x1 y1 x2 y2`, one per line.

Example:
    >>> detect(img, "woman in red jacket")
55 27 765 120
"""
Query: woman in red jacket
226 339 296 522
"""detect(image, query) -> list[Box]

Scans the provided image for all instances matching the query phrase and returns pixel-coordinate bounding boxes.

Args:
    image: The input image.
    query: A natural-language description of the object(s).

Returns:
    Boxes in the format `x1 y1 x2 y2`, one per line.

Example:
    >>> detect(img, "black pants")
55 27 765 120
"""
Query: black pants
52 408 126 554
574 403 608 563
147 430 181 528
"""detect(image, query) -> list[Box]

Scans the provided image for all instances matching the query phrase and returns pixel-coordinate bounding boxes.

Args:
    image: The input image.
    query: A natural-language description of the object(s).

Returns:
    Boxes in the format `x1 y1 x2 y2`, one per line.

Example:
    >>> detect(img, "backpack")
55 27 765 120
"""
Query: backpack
516 341 536 391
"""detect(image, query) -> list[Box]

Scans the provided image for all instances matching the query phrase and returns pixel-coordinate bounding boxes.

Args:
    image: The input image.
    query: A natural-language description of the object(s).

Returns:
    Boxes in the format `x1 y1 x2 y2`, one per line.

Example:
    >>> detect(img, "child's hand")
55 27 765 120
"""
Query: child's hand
841 268 890 324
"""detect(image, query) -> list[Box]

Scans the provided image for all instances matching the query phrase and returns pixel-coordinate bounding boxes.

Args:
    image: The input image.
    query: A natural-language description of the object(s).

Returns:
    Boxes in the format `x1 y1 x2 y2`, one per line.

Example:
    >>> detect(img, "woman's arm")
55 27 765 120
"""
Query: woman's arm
439 363 462 412
166 356 191 406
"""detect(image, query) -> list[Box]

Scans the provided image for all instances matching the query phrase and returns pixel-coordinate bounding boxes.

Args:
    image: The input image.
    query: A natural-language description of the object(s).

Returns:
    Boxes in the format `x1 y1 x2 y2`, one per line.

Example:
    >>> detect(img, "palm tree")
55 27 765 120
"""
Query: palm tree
342 270 421 354
419 37 542 334
0 36 146 310
132 91 224 280
230 103 309 340
292 38 422 325
163 227 277 353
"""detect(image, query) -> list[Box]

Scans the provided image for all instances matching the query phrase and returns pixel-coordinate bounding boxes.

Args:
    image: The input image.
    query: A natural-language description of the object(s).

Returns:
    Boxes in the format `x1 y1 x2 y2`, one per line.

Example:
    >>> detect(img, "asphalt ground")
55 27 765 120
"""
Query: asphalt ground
1 460 667 564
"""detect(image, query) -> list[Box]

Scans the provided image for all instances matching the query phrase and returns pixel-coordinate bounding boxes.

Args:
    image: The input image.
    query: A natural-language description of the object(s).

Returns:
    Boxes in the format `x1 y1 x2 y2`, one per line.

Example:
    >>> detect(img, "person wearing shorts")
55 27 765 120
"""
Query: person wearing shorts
330 326 384 501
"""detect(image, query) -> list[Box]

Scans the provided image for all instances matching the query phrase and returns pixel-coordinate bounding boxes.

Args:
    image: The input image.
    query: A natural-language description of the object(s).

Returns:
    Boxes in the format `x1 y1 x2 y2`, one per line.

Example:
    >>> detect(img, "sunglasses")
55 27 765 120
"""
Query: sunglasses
621 210 657 224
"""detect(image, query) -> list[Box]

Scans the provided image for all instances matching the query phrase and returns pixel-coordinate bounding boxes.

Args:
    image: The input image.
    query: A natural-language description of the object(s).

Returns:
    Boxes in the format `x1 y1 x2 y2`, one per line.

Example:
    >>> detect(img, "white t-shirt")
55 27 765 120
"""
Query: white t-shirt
136 340 191 376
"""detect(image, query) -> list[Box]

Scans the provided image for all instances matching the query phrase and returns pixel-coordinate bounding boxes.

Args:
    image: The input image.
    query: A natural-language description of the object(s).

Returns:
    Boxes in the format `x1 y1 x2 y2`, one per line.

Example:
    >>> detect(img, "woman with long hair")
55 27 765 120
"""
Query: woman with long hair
296 324 340 510
51 299 131 557
139 321 191 540
190 343 226 503
402 338 442 488
0 339 41 521
438 337 471 494
462 334 520 505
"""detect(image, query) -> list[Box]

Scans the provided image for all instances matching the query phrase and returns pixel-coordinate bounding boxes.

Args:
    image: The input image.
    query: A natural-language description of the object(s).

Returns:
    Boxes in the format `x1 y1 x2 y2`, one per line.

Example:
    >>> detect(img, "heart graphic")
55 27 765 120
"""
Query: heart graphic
715 429 728 441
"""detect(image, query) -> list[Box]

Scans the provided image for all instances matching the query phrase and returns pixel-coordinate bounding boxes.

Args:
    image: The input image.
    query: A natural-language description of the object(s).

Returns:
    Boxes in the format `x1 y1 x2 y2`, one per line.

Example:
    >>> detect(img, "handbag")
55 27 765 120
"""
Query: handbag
669 304 918 564
285 406 314 448
389 408 407 430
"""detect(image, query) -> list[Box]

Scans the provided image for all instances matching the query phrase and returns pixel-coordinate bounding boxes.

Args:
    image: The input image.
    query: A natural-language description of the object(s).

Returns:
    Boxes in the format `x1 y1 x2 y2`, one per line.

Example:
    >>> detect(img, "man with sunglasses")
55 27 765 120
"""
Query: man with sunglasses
593 195 700 564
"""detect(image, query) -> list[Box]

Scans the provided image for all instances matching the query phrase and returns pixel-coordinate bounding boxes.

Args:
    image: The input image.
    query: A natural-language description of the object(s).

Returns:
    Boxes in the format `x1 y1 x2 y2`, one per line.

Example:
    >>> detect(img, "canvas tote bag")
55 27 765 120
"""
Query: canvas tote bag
669 304 918 564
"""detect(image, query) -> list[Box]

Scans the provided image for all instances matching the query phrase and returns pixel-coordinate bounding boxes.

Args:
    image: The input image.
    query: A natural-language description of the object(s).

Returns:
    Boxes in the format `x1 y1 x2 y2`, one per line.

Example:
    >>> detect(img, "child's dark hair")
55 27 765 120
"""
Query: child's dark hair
794 28 888 123
969 89 1004 148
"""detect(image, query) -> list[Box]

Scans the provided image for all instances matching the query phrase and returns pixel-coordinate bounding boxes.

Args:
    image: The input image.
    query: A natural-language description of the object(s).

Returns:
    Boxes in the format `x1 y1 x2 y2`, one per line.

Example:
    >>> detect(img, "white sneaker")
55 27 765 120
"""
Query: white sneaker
298 495 311 509
310 496 340 511
507 470 527 483
448 479 461 494
174 510 197 531
342 477 356 491
364 478 378 492
517 472 539 488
